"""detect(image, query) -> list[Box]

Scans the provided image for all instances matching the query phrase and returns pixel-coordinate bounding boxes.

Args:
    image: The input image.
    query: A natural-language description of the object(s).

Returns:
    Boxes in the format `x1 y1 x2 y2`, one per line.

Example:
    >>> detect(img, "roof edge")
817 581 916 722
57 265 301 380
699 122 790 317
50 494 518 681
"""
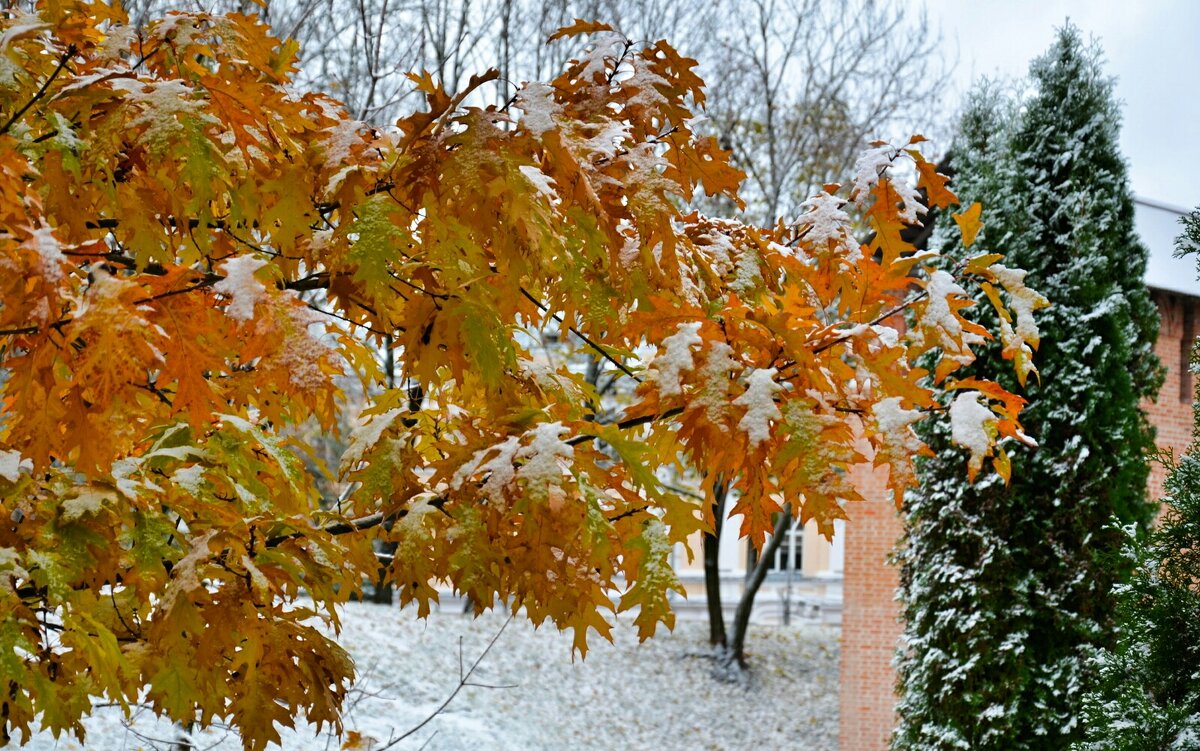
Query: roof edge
1135 195 1191 216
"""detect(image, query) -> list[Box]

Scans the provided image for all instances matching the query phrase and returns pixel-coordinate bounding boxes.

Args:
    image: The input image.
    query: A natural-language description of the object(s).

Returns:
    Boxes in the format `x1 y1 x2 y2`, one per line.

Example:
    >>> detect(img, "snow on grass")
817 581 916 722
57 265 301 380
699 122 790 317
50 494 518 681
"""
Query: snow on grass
21 602 839 751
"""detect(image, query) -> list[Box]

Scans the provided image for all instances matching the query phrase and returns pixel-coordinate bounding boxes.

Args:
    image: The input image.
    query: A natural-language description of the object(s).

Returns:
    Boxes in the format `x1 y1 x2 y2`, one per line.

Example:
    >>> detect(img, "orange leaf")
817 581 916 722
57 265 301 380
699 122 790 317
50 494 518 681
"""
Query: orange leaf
547 19 616 43
915 159 957 209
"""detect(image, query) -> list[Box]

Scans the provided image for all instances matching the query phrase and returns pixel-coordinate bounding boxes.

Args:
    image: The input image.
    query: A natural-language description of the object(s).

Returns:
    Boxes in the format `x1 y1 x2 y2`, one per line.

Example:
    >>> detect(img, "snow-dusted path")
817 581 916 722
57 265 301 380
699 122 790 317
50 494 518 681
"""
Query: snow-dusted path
22 602 839 750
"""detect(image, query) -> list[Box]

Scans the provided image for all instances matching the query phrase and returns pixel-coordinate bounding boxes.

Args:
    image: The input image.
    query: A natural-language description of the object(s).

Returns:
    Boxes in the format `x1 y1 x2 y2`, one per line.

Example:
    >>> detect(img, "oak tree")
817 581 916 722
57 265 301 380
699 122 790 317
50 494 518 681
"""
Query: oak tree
0 5 1039 748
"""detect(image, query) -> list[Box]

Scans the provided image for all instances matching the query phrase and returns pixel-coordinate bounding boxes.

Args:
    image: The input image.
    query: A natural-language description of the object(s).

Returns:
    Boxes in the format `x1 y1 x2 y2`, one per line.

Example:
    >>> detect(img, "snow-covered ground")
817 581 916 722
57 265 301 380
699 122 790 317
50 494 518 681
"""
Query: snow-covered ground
21 602 840 750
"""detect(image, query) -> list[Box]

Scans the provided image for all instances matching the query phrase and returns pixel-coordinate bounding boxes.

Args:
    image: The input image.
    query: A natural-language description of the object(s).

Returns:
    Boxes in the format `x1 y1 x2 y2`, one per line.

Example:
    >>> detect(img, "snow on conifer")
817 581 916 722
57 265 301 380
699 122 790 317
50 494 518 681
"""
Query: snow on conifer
895 26 1162 751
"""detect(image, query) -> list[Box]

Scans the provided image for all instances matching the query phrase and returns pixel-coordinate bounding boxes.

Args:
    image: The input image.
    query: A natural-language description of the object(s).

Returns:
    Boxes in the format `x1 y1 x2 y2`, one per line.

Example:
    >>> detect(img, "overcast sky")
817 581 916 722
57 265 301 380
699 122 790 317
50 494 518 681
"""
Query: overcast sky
922 0 1198 211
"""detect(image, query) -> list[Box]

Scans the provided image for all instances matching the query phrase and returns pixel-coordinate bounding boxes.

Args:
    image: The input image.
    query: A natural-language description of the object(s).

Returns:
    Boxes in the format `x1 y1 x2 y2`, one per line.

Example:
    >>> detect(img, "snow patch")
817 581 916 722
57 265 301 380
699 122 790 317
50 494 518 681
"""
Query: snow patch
0 450 30 483
519 165 557 198
851 144 894 205
992 264 1047 344
27 222 66 282
112 78 215 150
213 255 269 321
340 409 405 473
515 423 574 497
695 342 740 421
733 368 783 447
949 391 996 460
873 397 923 446
515 82 560 138
799 192 853 253
321 119 367 170
171 464 205 494
648 322 703 397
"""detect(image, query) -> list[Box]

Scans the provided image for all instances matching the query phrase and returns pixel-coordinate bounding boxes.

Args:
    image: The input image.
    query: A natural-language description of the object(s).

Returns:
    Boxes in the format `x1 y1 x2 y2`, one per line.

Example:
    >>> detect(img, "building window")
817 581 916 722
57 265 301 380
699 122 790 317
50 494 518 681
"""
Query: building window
747 518 803 573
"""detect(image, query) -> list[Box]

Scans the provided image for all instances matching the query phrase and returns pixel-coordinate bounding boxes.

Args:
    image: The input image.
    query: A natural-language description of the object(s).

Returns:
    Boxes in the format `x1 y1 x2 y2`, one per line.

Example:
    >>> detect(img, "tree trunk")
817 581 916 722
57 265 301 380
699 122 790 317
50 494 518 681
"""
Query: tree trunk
725 505 792 670
171 722 193 751
704 479 729 648
370 540 397 604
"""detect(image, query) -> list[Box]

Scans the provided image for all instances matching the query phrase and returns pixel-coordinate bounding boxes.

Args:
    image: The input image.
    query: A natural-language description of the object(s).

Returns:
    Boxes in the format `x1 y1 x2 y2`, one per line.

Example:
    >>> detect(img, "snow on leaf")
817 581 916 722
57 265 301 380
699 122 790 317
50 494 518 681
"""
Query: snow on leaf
624 65 671 111
451 435 521 505
515 82 560 138
320 119 367 170
171 464 206 494
269 301 334 392
991 264 1049 346
870 396 927 503
576 33 626 83
61 488 115 522
695 231 736 276
518 165 557 198
851 144 895 205
914 269 984 365
647 322 703 397
583 120 631 158
516 422 574 500
695 342 740 421
893 175 927 225
732 368 782 447
730 248 762 295
340 409 404 475
799 191 853 255
25 221 66 282
949 391 997 480
0 547 28 580
212 255 270 321
111 78 215 151
618 518 682 641
873 397 923 449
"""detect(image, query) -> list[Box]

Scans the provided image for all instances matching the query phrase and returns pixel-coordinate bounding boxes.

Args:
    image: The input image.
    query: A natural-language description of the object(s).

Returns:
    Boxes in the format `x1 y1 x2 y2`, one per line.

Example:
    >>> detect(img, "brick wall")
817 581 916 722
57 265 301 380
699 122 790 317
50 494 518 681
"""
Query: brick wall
837 290 1199 751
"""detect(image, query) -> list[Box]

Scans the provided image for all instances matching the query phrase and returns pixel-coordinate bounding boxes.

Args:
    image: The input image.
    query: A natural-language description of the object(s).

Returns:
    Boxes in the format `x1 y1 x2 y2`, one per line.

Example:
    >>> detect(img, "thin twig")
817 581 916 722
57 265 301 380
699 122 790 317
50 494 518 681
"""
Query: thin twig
0 45 75 136
519 288 641 383
380 615 514 749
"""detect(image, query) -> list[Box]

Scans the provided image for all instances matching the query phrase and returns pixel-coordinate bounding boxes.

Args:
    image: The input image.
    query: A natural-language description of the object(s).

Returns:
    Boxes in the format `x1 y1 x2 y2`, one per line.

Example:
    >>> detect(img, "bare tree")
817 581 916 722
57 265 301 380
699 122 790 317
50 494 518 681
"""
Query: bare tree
704 0 949 223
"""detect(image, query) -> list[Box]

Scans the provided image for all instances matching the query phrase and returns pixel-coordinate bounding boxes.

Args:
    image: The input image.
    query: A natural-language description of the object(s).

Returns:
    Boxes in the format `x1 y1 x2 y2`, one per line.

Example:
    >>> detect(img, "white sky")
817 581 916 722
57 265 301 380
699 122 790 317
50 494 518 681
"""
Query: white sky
923 0 1199 211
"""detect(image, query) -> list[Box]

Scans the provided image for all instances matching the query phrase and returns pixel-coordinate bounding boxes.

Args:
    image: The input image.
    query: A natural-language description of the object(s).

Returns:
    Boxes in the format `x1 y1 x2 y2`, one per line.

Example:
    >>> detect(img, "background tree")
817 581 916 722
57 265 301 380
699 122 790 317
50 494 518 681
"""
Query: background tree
125 0 946 221
894 25 1162 751
702 0 948 223
1072 208 1200 751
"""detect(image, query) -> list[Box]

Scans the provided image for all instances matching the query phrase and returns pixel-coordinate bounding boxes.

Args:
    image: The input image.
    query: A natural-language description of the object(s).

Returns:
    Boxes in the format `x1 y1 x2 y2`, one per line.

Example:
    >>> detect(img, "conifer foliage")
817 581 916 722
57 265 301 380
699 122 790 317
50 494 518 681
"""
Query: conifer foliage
0 5 1040 749
895 26 1162 751
1073 208 1200 751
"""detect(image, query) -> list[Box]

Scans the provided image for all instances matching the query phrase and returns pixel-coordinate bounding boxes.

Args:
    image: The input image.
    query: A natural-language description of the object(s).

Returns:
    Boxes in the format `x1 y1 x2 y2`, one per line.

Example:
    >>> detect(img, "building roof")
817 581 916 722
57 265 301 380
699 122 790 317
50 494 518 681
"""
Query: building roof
1139 196 1198 297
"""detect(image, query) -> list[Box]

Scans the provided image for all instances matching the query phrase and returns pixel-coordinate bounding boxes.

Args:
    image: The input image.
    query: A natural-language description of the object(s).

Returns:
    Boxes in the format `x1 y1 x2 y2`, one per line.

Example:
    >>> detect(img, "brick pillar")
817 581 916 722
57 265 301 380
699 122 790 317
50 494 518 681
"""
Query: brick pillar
839 458 901 751
1145 291 1196 499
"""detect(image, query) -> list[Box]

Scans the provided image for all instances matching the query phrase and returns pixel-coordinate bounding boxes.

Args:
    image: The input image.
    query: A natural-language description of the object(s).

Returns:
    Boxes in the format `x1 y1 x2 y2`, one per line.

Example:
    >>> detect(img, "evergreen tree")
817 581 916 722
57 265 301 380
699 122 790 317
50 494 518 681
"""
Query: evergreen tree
894 26 1163 750
1073 208 1200 751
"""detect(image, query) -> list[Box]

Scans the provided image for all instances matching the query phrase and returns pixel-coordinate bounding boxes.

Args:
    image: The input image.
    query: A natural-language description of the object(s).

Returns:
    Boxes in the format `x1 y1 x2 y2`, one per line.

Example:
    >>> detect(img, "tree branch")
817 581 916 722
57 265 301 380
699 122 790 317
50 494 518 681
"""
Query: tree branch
0 44 75 136
519 288 641 384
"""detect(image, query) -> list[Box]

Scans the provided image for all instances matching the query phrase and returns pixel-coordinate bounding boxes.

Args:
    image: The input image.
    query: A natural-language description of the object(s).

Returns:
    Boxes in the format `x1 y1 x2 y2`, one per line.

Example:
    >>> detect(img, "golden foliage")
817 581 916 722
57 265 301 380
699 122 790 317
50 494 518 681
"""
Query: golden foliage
0 5 1042 748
